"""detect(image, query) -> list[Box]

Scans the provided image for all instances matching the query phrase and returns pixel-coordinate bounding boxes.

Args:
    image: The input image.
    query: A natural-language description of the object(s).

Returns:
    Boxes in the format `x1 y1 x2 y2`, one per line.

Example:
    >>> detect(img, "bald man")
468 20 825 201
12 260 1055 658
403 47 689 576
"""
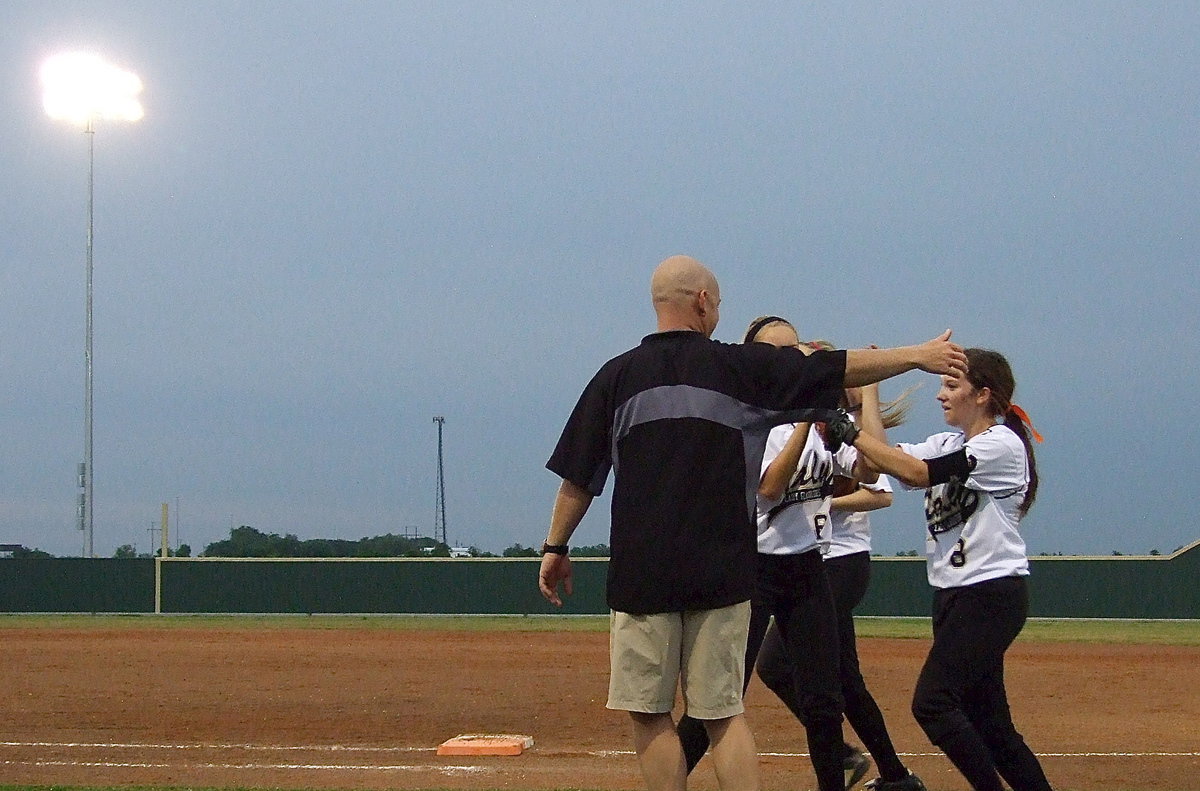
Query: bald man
539 255 964 791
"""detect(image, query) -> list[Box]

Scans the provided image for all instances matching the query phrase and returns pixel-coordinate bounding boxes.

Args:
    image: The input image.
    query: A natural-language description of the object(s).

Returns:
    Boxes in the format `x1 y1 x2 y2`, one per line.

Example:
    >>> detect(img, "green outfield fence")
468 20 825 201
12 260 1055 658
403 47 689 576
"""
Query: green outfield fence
0 540 1196 618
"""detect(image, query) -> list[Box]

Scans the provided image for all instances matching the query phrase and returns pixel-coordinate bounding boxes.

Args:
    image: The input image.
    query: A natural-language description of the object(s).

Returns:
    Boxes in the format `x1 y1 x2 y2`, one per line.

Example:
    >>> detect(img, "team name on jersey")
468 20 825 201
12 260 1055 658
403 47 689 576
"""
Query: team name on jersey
768 484 828 515
766 455 834 520
924 478 979 537
791 454 834 492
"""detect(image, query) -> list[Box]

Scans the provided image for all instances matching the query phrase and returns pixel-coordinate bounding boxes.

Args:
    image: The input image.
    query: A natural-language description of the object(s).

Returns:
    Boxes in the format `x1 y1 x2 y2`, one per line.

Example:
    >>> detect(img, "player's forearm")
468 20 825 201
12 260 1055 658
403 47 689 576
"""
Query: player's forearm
831 487 892 513
758 424 809 500
852 433 931 489
850 386 885 485
858 384 886 443
850 454 880 486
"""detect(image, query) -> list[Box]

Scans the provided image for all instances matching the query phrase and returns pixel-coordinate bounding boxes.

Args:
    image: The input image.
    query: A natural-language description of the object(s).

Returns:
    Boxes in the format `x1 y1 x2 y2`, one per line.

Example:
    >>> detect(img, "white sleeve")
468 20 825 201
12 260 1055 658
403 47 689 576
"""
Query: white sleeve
833 442 858 478
862 473 893 493
896 432 959 461
962 427 1027 492
894 432 960 490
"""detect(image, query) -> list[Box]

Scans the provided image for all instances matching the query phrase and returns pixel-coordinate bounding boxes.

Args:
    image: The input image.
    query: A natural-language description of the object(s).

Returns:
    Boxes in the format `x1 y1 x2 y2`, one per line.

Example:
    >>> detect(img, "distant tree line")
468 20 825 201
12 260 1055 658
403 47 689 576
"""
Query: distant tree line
114 544 192 559
500 543 610 557
201 526 457 557
198 528 609 558
1 546 53 558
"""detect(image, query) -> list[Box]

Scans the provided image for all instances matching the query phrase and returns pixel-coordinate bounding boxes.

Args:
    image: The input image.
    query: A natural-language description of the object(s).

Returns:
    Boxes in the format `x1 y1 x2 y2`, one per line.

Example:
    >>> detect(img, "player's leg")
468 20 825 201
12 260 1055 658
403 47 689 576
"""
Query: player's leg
752 552 817 732
826 551 912 785
682 601 759 791
769 551 845 791
962 579 1054 791
675 713 708 771
753 550 814 722
608 610 687 791
965 663 1053 791
912 582 1023 791
675 708 709 769
825 549 875 782
753 619 797 713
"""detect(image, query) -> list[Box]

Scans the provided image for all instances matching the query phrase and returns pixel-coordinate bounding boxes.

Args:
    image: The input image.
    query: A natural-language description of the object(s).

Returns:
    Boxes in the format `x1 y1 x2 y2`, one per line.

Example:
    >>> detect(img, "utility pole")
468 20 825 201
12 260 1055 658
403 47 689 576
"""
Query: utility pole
433 416 447 546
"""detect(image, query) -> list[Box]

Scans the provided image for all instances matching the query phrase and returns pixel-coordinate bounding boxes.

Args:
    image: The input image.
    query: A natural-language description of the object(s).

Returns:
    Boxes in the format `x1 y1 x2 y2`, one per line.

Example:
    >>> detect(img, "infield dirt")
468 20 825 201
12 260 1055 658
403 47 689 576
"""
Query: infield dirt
0 624 1196 790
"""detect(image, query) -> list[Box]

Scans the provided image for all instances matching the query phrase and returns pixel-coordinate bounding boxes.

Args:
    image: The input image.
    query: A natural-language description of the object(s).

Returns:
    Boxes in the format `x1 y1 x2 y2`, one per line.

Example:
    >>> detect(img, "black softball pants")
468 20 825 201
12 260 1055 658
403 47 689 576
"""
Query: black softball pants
911 575 1053 791
822 550 910 782
678 550 845 791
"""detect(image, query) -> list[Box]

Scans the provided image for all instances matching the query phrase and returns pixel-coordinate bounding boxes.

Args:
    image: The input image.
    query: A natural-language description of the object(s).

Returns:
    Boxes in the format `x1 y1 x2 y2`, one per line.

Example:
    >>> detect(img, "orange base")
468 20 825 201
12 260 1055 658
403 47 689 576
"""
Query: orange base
436 733 534 756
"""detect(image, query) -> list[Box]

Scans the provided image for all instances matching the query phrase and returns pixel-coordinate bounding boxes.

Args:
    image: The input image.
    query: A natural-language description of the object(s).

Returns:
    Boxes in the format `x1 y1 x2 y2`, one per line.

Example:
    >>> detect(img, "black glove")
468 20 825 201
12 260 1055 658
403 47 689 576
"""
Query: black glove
822 409 860 453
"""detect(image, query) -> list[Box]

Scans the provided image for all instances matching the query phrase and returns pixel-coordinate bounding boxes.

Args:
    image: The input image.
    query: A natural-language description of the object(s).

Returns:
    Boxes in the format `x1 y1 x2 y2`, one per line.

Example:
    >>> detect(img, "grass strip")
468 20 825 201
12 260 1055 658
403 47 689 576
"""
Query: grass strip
0 613 1197 644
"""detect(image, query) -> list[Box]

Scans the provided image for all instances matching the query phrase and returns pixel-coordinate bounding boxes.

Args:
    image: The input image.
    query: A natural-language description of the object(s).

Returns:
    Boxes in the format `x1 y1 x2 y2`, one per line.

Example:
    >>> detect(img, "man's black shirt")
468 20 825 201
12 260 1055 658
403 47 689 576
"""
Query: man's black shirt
547 331 845 614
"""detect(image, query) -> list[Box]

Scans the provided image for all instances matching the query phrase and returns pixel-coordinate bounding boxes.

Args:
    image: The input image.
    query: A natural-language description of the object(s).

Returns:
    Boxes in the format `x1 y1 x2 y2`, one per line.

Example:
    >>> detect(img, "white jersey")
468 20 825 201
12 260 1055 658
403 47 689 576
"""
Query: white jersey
757 423 856 555
824 474 893 559
898 425 1031 588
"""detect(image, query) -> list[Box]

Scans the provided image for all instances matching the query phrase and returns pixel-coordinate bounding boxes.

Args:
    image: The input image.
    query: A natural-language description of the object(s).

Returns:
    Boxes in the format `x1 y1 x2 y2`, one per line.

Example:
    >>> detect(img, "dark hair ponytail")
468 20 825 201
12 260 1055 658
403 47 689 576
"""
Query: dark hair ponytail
1002 409 1039 517
964 348 1039 517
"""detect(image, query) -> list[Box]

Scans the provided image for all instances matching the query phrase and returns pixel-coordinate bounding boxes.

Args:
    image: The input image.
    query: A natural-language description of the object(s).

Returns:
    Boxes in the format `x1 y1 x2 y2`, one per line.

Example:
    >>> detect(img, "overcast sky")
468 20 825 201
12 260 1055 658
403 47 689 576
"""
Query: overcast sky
2 2 1197 558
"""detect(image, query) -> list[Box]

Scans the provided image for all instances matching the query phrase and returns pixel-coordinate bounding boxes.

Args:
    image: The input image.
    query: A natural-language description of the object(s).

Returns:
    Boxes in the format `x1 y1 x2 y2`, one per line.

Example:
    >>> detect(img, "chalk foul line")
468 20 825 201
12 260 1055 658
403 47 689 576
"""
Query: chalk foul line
0 741 1197 774
0 759 486 774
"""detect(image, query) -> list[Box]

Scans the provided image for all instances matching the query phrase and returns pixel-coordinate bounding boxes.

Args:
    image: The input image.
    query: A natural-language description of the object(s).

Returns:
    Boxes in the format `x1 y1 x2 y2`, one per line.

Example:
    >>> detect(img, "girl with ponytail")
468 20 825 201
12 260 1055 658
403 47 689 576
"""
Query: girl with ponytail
822 348 1053 791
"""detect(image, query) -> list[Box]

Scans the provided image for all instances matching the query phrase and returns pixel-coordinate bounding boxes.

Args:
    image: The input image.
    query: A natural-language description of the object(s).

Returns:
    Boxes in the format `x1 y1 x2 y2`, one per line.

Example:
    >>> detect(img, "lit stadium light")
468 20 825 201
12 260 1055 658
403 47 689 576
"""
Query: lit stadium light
41 52 144 126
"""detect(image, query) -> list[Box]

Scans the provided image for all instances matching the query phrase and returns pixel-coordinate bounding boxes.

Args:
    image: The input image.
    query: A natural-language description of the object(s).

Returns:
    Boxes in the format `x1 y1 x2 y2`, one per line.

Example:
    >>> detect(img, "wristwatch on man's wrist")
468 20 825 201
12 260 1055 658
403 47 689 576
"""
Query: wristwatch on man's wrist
541 542 569 556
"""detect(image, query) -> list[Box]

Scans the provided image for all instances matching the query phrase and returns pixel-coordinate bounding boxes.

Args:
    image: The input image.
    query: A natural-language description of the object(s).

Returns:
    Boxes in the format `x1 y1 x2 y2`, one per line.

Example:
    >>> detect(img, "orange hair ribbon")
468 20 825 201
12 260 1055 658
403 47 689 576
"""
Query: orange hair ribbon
1008 404 1044 443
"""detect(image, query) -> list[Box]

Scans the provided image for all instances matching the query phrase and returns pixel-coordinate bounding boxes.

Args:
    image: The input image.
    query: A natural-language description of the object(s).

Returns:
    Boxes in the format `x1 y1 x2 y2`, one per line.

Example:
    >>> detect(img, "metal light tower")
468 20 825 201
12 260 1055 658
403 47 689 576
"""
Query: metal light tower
42 53 144 557
433 416 447 545
81 118 95 558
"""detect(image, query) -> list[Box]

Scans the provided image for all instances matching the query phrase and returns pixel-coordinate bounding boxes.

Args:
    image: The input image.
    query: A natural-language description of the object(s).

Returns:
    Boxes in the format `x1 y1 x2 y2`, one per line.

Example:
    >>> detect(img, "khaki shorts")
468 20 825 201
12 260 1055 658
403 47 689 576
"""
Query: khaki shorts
606 600 750 720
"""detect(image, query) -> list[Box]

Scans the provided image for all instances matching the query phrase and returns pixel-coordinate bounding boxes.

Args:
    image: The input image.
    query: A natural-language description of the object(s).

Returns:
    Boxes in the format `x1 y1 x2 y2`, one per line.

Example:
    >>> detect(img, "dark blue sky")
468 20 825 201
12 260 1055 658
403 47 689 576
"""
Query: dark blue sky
2 2 1197 557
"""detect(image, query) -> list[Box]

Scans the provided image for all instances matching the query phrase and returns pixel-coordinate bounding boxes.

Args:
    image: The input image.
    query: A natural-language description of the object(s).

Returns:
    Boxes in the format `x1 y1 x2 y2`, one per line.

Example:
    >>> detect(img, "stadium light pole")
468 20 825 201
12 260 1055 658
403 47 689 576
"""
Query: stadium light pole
41 52 144 558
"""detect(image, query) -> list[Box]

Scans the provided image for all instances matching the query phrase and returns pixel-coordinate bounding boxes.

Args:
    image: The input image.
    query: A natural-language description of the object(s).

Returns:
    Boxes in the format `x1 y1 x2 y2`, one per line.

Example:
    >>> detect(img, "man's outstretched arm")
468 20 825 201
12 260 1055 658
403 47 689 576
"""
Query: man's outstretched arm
843 329 966 387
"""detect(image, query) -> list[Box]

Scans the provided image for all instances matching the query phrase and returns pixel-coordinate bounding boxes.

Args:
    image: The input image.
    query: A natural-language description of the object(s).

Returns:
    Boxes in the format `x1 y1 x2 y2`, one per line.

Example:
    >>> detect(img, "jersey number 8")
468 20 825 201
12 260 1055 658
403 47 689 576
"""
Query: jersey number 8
949 538 967 568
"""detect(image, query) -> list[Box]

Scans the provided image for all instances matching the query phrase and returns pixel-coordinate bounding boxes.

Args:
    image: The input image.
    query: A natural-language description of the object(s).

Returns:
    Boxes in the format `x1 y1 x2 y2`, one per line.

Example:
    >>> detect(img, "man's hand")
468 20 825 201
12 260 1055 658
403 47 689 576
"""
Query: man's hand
844 333 966 387
822 409 861 453
914 330 967 376
539 553 573 607
538 479 592 606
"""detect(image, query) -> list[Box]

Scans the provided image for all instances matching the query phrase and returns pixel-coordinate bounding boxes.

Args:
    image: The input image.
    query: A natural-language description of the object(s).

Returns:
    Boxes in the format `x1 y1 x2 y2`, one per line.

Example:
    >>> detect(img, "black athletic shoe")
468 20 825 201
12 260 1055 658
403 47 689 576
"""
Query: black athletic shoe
843 749 872 791
864 771 927 791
